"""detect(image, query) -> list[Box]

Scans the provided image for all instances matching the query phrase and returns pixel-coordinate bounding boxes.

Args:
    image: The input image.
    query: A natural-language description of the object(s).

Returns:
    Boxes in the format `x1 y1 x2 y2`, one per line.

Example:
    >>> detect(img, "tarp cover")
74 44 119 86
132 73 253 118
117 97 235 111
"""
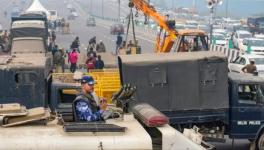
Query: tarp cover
11 27 46 39
118 51 229 111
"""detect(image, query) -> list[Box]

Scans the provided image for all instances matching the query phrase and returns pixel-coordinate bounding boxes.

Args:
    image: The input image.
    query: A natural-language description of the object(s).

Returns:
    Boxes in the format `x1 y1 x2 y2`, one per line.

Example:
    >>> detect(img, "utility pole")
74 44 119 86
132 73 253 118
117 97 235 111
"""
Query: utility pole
118 0 120 22
102 0 104 18
90 0 93 15
207 0 223 43
209 6 214 44
225 0 229 18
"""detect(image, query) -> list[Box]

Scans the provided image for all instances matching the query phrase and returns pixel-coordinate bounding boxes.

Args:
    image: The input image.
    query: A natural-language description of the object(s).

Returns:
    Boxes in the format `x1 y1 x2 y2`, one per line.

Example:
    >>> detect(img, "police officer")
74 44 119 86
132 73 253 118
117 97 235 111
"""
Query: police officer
73 76 107 121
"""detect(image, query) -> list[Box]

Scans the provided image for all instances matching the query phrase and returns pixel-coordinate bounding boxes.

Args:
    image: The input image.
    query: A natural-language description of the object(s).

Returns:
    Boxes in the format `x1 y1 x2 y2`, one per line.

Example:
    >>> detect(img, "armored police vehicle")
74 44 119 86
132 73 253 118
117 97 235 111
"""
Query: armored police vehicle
118 51 264 149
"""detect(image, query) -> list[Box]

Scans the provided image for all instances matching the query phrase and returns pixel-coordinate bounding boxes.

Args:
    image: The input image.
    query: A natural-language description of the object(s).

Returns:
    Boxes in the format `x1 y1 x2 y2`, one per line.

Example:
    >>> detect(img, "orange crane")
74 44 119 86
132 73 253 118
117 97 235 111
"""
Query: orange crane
129 0 209 53
129 0 177 53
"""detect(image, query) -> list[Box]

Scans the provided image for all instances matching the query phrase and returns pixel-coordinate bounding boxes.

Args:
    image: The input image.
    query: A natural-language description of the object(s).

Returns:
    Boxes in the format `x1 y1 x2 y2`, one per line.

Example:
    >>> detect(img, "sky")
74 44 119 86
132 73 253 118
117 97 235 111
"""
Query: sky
156 0 264 18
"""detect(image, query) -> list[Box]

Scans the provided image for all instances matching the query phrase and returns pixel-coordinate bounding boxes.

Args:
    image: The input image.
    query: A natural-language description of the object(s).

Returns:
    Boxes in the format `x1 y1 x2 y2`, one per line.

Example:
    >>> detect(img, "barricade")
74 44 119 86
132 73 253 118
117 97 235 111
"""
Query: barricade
52 69 121 102
210 44 242 62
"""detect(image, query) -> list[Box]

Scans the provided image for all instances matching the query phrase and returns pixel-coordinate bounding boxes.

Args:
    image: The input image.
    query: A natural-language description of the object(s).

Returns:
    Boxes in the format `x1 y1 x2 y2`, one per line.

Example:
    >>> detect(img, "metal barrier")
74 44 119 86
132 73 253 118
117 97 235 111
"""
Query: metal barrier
210 44 242 62
52 69 121 103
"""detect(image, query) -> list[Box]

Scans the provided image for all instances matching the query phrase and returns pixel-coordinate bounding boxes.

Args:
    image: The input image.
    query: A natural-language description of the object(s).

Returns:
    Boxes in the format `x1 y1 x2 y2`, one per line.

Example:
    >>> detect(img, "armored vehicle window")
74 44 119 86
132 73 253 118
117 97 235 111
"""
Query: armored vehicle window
238 84 264 104
15 72 37 84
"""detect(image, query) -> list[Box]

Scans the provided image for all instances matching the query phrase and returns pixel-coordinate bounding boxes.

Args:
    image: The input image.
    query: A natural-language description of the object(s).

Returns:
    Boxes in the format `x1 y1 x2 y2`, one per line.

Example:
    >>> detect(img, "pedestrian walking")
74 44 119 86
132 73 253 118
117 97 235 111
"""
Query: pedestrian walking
115 33 122 55
89 36 97 49
95 55 104 69
68 49 78 73
96 40 106 53
71 36 80 53
53 48 66 73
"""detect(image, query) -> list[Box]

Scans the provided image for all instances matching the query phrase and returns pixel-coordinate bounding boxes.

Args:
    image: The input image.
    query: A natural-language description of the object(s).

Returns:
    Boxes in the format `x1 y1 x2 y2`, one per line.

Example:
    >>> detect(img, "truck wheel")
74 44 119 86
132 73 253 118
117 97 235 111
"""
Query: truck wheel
256 133 264 150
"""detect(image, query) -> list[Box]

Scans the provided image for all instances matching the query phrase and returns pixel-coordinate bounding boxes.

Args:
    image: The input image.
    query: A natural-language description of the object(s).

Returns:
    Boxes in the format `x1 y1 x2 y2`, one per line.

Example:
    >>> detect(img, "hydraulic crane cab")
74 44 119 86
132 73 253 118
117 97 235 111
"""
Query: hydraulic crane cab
130 0 209 53
173 29 209 52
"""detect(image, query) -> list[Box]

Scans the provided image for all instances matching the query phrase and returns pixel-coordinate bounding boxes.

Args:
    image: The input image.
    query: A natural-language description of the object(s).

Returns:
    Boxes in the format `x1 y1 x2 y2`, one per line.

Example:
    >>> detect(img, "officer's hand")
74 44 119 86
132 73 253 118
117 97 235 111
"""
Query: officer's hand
99 98 107 111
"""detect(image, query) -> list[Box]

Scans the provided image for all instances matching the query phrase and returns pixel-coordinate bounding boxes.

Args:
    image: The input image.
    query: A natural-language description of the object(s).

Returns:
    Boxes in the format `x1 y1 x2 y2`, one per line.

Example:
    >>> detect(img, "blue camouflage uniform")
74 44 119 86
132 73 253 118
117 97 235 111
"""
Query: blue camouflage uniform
74 93 103 121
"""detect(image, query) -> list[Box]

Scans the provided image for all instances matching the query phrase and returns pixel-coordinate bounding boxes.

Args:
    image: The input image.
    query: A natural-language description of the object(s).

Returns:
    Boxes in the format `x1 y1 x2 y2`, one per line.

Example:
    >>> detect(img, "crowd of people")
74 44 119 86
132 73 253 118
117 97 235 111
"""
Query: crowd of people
49 18 70 34
115 33 140 55
52 36 106 73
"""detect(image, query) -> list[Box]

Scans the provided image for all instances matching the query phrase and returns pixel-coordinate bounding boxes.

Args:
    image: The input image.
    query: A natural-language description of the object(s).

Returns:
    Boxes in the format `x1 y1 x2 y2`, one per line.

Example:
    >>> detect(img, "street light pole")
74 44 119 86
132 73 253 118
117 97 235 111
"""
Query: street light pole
90 0 93 15
225 0 229 18
102 0 104 18
209 6 214 44
118 0 120 22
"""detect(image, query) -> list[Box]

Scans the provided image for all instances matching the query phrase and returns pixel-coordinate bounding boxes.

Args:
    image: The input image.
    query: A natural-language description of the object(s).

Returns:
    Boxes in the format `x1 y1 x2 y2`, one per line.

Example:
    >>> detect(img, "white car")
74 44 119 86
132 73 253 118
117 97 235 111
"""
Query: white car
213 28 227 37
241 38 264 55
212 33 227 46
71 12 78 17
255 34 264 39
228 54 264 76
232 30 252 50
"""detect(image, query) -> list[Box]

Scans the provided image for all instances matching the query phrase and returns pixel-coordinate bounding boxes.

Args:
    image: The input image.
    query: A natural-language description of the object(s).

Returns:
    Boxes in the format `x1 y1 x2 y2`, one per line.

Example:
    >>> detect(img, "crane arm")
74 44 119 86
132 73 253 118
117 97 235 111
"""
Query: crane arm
130 0 177 52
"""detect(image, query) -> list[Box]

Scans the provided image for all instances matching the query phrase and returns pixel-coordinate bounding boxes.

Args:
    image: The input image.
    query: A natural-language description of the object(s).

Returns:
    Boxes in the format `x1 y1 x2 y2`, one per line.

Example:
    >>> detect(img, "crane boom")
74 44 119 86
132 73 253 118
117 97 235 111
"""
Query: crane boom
130 0 177 53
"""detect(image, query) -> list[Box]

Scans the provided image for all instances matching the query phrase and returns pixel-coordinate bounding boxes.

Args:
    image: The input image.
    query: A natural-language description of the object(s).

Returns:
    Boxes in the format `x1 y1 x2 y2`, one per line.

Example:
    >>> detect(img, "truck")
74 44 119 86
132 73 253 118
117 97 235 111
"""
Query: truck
0 53 208 150
10 11 49 49
118 51 264 149
0 13 208 150
0 10 52 109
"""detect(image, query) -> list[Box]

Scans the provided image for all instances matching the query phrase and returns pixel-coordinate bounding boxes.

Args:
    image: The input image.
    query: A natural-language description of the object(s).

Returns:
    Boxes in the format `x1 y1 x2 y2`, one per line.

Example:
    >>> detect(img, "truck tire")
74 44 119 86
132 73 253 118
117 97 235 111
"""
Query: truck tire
256 132 264 150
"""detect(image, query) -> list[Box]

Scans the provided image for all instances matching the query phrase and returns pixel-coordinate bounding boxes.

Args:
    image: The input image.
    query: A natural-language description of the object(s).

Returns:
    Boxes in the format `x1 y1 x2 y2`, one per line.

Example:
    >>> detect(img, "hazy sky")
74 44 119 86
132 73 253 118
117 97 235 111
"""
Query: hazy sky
161 0 264 18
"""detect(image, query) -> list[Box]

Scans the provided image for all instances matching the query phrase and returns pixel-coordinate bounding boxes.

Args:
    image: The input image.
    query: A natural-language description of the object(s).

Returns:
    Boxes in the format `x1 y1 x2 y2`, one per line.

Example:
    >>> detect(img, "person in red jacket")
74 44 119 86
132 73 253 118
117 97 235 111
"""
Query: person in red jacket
68 49 78 72
86 56 96 72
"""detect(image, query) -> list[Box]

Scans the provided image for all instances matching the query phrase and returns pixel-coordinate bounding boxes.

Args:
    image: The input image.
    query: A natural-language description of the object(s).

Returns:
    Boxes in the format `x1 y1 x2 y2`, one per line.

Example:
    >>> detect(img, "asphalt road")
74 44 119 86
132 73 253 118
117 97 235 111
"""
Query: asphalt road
41 0 155 55
0 0 252 149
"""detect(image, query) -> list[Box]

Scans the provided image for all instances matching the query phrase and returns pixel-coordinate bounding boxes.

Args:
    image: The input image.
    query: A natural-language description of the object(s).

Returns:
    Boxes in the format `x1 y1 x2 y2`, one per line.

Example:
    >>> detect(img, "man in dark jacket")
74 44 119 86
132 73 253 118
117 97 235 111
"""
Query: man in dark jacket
115 33 122 55
71 36 80 52
95 55 104 69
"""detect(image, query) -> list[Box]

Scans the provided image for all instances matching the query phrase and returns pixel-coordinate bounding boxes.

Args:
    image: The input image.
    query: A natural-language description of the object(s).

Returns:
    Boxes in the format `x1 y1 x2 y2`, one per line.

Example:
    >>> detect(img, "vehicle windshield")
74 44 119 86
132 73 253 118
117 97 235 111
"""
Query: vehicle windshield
185 25 197 29
50 11 56 15
176 24 185 30
249 40 264 47
253 58 264 65
238 84 264 104
213 34 225 40
240 33 252 39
